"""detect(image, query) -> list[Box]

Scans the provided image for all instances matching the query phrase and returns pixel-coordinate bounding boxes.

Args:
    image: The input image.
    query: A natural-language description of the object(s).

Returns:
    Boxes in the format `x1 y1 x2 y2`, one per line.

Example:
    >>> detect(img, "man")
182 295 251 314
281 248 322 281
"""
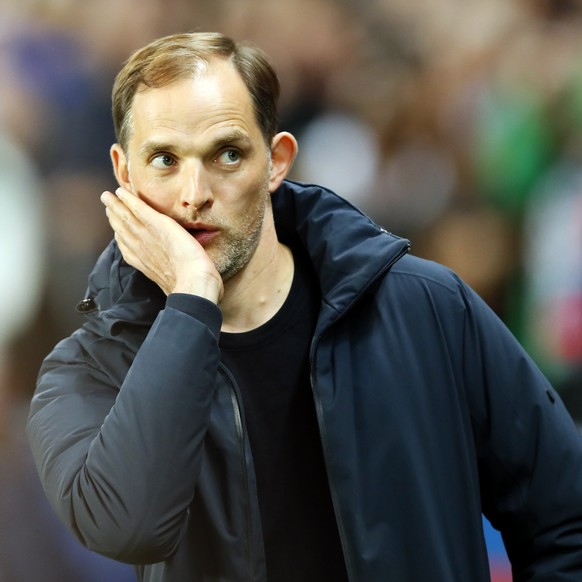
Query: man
27 32 582 582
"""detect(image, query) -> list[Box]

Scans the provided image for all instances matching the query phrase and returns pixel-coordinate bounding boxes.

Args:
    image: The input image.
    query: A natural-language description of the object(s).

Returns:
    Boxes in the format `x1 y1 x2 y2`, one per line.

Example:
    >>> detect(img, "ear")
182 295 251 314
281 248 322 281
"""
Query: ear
268 132 298 192
110 143 132 190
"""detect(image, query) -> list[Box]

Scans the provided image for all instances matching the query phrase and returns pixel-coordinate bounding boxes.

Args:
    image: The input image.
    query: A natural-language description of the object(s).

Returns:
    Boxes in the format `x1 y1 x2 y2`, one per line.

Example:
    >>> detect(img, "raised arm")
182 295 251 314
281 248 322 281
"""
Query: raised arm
27 294 222 564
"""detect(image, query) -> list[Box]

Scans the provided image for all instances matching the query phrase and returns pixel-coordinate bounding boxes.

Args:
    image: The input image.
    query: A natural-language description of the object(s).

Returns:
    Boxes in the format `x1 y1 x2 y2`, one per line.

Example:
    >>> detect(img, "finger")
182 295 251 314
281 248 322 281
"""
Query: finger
114 187 162 226
111 218 151 271
100 190 120 211
102 191 142 227
101 191 131 219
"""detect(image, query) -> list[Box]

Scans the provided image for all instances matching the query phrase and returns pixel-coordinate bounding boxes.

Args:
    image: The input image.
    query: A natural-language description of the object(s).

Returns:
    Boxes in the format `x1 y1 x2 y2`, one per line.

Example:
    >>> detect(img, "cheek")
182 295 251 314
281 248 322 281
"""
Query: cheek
222 178 267 218
236 165 270 201
131 175 176 214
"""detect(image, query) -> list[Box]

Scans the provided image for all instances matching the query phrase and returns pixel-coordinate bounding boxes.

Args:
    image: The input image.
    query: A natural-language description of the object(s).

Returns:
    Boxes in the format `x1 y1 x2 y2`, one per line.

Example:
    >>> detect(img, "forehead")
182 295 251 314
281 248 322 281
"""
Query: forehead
129 60 260 147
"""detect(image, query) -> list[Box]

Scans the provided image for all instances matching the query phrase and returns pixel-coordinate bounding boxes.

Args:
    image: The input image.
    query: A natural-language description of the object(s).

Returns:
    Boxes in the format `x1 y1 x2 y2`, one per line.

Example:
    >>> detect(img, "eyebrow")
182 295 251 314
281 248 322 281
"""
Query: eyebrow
212 128 253 149
139 141 177 159
138 129 253 159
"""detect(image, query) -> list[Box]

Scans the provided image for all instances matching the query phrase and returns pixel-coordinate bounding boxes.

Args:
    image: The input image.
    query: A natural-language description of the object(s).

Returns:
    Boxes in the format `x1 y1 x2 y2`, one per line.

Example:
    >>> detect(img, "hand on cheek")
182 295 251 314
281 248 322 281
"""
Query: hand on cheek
100 188 223 303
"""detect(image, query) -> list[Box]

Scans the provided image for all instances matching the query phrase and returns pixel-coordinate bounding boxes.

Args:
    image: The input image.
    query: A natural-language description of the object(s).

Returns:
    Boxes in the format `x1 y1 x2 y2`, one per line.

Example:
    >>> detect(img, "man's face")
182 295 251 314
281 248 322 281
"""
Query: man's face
118 59 273 282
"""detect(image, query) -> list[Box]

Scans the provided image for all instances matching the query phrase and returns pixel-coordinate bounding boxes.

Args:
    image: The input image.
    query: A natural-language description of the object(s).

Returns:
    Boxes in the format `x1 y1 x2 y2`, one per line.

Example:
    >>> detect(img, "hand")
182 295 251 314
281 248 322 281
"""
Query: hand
100 187 223 303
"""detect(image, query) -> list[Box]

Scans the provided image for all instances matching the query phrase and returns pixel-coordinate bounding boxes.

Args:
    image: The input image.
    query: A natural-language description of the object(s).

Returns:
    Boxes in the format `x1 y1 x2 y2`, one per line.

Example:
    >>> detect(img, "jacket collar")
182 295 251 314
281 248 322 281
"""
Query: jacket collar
273 180 409 324
81 241 165 333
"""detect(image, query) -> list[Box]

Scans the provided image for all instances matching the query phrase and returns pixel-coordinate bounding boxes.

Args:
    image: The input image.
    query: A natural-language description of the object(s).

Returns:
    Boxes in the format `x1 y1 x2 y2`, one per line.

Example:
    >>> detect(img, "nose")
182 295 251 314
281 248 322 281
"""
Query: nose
179 164 213 210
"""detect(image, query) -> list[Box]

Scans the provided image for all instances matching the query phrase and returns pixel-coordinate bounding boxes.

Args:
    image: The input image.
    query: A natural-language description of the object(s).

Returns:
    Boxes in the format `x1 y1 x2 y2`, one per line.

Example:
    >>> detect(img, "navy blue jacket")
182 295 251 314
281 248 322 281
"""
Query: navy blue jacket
28 180 582 581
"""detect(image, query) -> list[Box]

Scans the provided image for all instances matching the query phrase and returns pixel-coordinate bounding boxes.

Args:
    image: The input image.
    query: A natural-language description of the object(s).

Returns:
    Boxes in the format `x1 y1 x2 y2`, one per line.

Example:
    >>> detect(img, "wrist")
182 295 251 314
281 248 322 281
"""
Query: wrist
171 274 223 304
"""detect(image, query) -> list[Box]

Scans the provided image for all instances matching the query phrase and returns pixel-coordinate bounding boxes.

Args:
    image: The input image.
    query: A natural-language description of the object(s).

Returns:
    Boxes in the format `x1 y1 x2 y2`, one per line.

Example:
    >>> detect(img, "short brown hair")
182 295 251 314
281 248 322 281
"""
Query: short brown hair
112 32 280 150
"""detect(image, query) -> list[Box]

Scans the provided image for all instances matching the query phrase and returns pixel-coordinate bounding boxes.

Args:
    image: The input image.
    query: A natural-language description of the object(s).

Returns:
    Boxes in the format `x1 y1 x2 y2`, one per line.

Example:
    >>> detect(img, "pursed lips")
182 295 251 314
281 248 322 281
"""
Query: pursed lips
184 223 219 246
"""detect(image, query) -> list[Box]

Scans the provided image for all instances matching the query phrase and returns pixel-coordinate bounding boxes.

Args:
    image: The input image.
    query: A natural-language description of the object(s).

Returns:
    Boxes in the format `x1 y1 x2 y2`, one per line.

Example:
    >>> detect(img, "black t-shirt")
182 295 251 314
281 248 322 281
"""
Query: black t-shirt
220 251 348 582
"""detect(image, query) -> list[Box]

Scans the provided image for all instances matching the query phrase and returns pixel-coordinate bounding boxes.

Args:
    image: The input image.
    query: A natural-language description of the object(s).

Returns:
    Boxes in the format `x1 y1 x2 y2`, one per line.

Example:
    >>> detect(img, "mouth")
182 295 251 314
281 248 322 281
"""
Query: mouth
185 224 219 246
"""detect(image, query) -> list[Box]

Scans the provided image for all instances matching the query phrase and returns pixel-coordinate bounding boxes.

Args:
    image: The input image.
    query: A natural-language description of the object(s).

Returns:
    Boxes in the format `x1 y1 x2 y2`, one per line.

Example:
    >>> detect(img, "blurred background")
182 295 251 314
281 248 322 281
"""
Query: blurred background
2 0 582 580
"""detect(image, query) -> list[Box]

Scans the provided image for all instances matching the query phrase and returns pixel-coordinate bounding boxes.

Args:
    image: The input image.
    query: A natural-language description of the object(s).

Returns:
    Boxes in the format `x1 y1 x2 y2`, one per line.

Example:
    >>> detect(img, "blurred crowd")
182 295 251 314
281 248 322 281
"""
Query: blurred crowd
1 0 582 579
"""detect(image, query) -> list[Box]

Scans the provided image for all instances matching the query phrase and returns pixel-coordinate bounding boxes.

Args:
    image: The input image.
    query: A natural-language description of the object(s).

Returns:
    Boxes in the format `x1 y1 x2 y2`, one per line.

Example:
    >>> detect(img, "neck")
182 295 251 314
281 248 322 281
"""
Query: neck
220 229 294 333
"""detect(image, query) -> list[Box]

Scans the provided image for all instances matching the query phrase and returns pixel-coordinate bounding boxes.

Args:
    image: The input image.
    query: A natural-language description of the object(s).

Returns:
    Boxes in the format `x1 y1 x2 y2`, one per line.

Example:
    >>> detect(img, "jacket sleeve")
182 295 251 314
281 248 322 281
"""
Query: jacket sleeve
459 281 582 581
26 295 222 565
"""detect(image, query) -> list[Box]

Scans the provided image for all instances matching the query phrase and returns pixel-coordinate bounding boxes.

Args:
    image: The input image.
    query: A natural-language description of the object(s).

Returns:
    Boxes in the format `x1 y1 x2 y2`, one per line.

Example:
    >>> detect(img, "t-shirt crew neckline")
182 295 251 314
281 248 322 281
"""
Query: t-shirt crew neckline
219 261 304 350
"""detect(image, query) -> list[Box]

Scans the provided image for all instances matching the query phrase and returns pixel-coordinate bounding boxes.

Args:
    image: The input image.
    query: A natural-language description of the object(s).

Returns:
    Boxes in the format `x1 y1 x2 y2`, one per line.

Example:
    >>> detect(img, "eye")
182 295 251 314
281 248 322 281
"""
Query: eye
151 154 176 169
217 149 241 166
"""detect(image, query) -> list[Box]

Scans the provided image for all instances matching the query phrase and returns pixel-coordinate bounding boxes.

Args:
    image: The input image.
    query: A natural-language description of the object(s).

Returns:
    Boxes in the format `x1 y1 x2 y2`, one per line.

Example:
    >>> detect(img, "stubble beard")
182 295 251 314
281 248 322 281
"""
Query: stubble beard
211 185 270 283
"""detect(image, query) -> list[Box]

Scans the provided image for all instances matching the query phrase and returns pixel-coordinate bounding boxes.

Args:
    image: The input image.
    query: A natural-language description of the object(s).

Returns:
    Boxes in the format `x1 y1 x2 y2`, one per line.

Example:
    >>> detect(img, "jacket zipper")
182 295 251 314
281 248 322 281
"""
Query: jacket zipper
220 364 257 581
308 343 355 581
309 242 410 582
